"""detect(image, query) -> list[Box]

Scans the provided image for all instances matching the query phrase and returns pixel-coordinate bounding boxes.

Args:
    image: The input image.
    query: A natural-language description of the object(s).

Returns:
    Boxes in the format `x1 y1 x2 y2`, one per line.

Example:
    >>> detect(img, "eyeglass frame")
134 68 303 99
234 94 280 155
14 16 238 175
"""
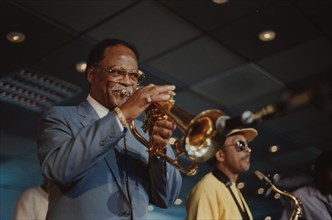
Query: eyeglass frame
222 140 250 152
93 65 145 84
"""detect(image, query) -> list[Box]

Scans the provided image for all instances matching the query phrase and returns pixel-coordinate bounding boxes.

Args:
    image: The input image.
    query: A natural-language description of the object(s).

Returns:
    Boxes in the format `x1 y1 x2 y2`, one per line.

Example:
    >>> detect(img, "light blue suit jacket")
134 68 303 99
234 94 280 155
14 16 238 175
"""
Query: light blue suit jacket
37 101 182 219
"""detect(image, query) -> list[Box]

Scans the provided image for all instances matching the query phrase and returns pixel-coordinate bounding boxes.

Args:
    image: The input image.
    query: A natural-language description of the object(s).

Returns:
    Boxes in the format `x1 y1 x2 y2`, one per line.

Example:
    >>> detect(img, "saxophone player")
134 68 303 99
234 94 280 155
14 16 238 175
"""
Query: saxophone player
185 128 258 220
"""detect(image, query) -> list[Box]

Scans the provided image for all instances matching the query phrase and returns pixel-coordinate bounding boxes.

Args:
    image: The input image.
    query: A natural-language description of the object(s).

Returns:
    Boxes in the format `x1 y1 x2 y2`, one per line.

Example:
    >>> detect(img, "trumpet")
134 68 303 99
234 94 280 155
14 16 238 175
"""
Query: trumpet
129 99 225 176
255 170 302 220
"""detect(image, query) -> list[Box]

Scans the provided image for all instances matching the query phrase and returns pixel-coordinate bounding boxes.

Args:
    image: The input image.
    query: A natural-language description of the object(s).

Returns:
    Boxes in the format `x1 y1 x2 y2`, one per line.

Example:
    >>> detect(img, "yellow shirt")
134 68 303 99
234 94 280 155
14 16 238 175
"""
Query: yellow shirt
186 172 253 220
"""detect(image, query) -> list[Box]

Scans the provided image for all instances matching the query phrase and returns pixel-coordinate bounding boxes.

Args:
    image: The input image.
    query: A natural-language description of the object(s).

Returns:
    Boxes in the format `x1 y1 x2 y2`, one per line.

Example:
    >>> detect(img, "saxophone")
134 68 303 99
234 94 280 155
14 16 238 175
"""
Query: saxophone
255 170 302 220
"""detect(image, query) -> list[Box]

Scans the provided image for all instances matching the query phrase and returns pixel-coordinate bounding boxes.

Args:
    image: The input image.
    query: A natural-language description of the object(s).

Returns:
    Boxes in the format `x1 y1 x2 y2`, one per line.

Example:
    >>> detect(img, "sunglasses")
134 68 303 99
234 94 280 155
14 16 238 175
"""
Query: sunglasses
223 140 249 152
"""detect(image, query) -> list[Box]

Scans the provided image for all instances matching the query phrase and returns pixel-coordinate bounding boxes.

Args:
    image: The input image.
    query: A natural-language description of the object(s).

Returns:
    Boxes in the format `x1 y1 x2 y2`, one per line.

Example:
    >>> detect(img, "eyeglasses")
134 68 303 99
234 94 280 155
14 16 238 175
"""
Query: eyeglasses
223 140 249 152
95 65 145 84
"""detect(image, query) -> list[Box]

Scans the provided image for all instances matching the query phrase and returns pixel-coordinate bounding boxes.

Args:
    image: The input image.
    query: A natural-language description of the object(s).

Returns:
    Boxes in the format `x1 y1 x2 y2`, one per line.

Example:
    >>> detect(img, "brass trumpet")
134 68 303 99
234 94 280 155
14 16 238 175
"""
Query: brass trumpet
129 99 225 176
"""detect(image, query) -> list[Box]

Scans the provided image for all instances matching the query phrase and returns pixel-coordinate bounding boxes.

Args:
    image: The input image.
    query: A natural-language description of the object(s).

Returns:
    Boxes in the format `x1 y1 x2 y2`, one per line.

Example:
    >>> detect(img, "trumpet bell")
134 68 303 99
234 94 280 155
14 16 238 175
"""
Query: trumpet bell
129 100 226 176
184 109 225 162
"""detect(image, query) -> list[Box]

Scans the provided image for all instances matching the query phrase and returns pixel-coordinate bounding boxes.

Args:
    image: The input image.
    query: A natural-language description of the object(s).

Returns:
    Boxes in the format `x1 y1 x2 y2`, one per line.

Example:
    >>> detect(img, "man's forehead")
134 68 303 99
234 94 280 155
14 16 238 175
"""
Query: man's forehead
105 44 136 56
101 47 138 67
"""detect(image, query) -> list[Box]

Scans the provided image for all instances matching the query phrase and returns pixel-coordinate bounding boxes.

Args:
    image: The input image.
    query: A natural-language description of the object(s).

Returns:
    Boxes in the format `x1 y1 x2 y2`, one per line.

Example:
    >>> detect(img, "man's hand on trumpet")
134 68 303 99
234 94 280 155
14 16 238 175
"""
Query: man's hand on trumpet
118 84 176 123
150 118 177 151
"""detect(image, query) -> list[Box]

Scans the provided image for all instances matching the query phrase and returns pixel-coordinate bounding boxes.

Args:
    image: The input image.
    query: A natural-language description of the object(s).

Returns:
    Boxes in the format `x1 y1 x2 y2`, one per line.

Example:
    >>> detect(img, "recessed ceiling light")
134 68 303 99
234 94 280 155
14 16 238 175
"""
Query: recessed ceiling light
258 30 276 42
257 187 265 195
269 145 279 153
75 62 87 73
272 173 280 181
274 193 281 199
6 32 26 43
212 0 229 4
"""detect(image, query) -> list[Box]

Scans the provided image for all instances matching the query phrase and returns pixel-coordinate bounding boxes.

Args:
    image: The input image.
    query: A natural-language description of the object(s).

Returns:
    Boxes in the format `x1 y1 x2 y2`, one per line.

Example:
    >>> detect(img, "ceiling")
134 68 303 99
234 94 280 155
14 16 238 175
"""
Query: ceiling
1 0 331 219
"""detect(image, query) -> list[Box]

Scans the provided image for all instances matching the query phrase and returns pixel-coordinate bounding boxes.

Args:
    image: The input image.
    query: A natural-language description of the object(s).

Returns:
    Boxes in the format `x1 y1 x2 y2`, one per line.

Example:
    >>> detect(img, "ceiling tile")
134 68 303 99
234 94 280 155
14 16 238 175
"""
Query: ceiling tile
235 90 284 114
86 0 201 61
158 0 277 32
257 37 332 83
139 64 187 89
147 36 245 85
30 38 93 87
290 0 332 38
269 147 319 167
286 121 332 148
265 106 329 134
250 124 297 153
1 0 75 75
192 63 284 107
174 90 220 115
16 0 136 32
211 0 322 60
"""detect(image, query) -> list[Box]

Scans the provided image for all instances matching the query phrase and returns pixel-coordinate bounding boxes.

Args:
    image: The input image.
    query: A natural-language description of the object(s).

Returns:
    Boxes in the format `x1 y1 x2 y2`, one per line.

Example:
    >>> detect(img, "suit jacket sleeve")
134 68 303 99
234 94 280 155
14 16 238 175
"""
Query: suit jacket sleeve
148 147 182 208
37 106 125 187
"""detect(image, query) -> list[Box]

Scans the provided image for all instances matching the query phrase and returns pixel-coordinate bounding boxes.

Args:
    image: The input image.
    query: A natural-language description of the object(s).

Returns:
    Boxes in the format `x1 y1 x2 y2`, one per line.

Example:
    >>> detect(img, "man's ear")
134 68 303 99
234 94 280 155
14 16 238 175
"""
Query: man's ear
86 67 94 84
215 150 225 162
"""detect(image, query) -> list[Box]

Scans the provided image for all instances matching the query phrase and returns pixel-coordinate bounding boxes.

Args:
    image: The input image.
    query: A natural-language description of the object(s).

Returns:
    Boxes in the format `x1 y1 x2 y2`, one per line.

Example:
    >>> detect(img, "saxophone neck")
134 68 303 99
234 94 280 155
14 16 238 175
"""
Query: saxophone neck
255 171 302 220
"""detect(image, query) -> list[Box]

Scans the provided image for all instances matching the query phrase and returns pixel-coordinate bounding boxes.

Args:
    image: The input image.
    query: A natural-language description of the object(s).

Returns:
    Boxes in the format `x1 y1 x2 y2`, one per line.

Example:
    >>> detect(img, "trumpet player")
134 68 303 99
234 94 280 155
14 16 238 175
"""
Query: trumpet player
37 38 182 219
186 128 258 220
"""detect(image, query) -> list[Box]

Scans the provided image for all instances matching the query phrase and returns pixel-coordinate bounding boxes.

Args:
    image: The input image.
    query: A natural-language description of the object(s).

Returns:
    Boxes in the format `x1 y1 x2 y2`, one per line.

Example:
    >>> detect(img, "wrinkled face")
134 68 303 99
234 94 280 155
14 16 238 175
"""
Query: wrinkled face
86 44 139 109
221 134 252 174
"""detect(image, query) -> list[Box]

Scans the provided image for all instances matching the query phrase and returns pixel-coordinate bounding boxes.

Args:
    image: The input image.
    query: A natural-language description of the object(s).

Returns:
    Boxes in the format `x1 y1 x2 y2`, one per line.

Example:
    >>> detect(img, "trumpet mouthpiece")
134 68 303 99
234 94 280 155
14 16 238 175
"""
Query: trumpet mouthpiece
120 90 130 97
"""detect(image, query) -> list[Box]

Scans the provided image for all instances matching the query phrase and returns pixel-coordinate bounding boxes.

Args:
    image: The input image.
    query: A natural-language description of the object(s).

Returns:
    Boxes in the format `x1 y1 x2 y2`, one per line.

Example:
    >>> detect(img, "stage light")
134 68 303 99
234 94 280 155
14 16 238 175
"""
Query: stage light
274 193 281 199
0 69 82 112
75 62 87 73
257 187 265 195
269 145 279 153
212 0 229 4
6 32 26 43
258 30 276 42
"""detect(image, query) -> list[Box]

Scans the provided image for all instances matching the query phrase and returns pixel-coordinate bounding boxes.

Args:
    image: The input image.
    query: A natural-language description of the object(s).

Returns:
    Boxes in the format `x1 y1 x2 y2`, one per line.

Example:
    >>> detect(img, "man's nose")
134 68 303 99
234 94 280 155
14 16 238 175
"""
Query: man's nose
245 145 252 153
120 72 132 84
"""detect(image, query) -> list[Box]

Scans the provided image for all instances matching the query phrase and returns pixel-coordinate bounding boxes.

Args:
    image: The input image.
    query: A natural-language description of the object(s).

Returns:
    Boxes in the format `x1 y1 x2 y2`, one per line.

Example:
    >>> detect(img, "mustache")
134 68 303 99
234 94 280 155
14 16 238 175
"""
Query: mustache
111 85 133 97
242 153 251 160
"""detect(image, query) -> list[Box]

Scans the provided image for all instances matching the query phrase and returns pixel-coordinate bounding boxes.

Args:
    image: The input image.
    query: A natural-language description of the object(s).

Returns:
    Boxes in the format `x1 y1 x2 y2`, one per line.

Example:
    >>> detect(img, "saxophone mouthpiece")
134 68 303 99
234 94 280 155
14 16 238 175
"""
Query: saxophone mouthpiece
255 170 264 180
255 170 272 184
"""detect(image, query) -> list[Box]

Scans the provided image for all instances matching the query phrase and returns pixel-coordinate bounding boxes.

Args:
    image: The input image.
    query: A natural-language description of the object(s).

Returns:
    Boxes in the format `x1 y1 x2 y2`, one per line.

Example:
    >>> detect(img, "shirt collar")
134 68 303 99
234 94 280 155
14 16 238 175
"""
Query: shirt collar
87 94 109 118
212 168 233 187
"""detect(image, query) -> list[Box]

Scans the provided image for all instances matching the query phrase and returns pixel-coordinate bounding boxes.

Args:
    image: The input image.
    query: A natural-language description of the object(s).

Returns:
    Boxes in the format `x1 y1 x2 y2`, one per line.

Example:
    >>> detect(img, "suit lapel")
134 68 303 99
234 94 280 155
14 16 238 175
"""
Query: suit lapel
77 101 99 127
104 143 132 209
76 101 131 206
